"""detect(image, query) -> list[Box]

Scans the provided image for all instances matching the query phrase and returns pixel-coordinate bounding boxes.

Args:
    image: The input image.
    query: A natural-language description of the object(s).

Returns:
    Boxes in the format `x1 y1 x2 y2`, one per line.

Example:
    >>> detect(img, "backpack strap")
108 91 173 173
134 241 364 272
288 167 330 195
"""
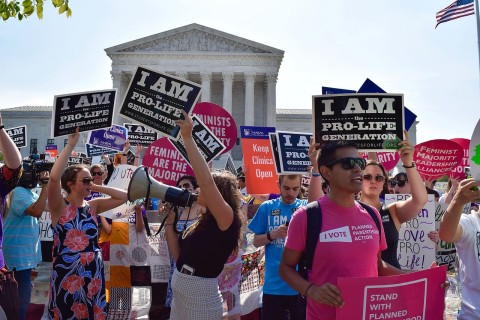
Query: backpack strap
357 200 382 243
305 200 322 271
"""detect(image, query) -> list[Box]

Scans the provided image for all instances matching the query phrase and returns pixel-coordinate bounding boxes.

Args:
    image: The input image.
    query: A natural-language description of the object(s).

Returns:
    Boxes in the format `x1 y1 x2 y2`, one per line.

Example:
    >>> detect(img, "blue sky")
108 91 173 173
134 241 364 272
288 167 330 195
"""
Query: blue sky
1 0 479 143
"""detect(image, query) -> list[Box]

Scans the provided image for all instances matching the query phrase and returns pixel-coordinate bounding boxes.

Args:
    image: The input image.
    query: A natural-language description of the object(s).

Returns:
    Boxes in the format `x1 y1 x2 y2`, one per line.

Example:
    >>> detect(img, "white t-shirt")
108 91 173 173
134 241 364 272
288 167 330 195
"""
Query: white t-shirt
456 212 480 319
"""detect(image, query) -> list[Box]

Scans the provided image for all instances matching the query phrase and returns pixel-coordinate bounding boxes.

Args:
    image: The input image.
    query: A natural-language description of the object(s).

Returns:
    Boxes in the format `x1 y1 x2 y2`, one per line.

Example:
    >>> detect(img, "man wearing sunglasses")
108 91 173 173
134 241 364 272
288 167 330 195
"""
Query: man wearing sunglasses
280 141 402 320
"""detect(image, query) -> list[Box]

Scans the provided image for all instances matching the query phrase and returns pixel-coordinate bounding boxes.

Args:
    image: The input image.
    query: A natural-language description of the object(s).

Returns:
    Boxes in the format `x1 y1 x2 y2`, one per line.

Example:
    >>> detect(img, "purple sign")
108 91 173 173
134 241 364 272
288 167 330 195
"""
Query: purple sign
87 125 128 152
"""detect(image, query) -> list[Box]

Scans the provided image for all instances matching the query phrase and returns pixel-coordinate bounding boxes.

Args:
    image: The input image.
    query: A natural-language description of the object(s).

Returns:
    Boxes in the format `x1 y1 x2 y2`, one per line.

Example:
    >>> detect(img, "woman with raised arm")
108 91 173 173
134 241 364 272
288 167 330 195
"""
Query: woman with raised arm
47 128 128 319
359 130 428 268
164 110 242 320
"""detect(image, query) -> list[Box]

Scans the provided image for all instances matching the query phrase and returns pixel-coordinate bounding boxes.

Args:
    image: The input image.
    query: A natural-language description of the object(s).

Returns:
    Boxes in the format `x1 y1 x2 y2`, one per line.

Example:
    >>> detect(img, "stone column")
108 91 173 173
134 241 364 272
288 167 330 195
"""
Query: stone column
244 72 256 126
222 72 234 114
200 72 212 102
111 71 131 125
265 73 278 127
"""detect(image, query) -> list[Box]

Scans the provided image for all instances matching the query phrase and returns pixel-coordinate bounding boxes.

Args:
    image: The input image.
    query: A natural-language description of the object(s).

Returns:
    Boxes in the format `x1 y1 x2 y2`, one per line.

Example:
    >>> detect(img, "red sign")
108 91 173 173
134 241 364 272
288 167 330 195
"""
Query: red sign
413 139 463 180
361 152 400 171
143 137 194 186
449 138 470 180
193 102 237 153
337 266 446 320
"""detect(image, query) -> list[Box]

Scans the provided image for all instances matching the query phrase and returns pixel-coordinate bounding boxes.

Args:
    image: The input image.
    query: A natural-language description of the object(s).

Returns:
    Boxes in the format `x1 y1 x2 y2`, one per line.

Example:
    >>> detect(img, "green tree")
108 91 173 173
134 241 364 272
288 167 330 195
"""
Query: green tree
0 0 71 21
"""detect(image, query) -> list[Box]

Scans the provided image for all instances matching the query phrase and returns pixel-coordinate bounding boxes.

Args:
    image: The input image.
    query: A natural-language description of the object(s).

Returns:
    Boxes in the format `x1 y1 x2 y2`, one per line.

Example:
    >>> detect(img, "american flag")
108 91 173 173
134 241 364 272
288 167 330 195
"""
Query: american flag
436 0 475 28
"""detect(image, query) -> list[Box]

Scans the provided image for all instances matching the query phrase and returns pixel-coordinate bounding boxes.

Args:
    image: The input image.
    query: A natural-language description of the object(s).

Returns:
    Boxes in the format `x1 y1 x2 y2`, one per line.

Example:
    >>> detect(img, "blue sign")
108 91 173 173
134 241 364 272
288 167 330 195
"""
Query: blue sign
87 125 128 151
322 86 356 95
277 131 312 174
240 126 275 139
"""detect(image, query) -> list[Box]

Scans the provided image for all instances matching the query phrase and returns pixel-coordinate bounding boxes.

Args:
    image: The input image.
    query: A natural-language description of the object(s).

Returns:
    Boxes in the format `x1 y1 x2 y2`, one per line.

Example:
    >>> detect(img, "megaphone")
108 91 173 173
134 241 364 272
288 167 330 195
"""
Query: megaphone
128 166 197 207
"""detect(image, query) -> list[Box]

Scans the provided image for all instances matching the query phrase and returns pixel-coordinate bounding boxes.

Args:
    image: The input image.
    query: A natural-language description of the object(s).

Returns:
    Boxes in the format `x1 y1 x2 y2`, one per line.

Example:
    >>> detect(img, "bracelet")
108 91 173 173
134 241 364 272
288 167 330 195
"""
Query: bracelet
0 124 4 130
402 162 415 169
135 156 139 158
266 231 273 242
302 283 314 298
311 172 321 177
122 153 127 156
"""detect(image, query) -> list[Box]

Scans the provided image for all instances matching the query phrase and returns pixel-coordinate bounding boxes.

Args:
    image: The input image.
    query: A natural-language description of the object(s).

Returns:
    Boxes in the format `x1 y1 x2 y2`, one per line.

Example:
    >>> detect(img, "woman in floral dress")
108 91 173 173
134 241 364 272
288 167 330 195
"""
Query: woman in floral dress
47 128 128 320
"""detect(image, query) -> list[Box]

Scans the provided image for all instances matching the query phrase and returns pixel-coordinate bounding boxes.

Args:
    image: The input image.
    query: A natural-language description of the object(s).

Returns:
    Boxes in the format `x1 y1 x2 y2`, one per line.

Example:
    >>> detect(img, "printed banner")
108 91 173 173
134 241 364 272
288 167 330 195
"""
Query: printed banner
45 145 58 158
276 131 312 174
124 123 158 147
5 125 27 148
240 126 278 194
193 102 238 153
68 156 84 165
225 155 237 176
385 194 436 270
52 89 116 137
119 67 202 141
143 137 195 186
469 118 480 181
85 143 118 158
169 115 226 164
434 202 457 272
269 132 282 174
336 266 447 320
87 124 128 152
449 138 470 180
361 151 400 172
312 93 404 151
413 139 464 180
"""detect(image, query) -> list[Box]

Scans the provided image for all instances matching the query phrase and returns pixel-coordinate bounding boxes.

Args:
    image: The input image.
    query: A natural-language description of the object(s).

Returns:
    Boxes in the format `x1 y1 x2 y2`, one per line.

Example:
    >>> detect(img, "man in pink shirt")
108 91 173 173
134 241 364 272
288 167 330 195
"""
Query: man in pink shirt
279 141 403 320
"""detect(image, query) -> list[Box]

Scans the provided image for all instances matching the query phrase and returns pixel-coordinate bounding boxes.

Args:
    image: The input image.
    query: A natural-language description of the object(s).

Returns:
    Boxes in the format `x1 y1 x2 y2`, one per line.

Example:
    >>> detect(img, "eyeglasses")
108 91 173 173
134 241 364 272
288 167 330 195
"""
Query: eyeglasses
178 183 193 189
91 172 104 176
326 157 366 170
363 174 385 182
76 177 94 186
395 180 408 188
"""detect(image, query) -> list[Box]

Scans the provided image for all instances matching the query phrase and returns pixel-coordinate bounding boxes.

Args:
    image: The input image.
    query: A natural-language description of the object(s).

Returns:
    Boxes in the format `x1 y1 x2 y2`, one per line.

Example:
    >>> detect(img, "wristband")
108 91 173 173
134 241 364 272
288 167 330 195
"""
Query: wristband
0 124 4 130
266 231 273 242
135 156 139 158
402 162 415 169
302 283 314 298
311 172 321 177
122 153 127 156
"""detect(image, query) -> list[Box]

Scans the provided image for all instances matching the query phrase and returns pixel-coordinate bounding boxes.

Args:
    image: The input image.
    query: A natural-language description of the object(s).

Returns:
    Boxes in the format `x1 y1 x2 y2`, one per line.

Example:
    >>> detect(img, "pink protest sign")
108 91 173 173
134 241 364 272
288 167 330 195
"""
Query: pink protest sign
192 102 237 153
413 139 463 180
450 138 470 180
361 152 400 171
336 266 446 320
143 137 194 186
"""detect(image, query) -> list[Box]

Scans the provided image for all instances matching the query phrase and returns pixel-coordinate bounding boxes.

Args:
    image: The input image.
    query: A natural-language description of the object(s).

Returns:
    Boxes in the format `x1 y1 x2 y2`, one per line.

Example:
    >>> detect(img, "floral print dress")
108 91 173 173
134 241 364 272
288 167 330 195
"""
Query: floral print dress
48 203 107 320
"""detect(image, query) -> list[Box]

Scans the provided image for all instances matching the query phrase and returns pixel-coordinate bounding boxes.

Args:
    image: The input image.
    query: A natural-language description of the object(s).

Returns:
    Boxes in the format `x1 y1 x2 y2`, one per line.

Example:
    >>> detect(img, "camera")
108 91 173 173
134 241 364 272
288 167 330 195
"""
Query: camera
18 154 54 188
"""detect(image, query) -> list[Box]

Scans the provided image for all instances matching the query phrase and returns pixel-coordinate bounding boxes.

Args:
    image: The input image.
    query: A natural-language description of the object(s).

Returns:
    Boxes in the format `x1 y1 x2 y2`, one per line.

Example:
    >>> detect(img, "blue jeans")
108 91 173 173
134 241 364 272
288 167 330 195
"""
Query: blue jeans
13 268 32 320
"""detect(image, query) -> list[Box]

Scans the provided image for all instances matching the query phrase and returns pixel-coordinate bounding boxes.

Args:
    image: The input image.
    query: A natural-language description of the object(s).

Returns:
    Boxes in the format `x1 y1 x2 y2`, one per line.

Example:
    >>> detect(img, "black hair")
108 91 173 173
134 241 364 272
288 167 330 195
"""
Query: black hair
317 141 359 168
175 174 198 189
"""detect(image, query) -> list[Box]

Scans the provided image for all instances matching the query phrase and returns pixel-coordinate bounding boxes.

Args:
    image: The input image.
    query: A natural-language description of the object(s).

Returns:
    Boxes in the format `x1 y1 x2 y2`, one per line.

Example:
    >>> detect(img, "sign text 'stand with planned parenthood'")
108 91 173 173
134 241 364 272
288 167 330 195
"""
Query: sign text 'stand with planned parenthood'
313 93 404 151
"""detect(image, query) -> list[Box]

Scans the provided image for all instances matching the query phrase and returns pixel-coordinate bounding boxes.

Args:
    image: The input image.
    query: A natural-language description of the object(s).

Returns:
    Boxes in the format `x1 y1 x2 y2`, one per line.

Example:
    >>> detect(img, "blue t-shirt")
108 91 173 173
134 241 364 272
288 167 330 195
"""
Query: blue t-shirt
3 187 42 270
248 197 307 295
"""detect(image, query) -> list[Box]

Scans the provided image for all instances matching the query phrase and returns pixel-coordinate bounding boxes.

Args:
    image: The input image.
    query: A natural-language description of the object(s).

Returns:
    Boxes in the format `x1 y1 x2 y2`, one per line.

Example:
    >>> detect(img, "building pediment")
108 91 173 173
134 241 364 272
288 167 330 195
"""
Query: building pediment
105 23 283 55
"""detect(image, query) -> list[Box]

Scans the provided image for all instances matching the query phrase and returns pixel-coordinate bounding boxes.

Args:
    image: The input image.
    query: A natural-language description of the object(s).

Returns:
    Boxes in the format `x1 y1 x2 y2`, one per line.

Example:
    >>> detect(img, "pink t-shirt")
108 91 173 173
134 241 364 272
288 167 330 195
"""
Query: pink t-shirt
285 196 387 320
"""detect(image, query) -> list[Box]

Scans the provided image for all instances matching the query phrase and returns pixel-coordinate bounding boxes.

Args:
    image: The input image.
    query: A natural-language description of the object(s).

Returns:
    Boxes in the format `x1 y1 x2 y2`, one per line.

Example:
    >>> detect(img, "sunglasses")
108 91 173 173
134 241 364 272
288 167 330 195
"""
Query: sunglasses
395 180 408 188
91 172 104 176
363 174 385 182
326 157 366 170
178 183 193 189
76 177 94 186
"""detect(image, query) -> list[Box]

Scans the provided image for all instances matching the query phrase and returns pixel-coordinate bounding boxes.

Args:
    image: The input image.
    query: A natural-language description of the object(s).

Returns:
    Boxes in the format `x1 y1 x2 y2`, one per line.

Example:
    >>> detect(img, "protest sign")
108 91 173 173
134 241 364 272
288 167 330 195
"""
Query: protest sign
413 139 463 180
469 118 480 181
169 115 226 164
119 67 202 141
5 125 27 148
269 132 282 174
435 202 457 272
68 156 84 165
385 194 436 270
87 124 128 151
101 164 137 219
85 143 118 158
52 89 116 137
225 154 237 176
276 131 312 174
322 86 356 95
336 266 447 320
45 145 58 158
241 126 278 194
143 137 195 186
192 102 237 153
124 123 158 147
449 138 470 180
361 151 400 172
312 93 404 151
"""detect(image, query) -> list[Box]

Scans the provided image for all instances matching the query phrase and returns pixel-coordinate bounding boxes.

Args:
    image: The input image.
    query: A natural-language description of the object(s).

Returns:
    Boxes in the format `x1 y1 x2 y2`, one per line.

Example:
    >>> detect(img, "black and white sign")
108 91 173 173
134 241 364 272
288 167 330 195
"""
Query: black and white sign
119 67 202 141
276 131 312 174
170 115 226 164
123 123 158 147
68 156 84 165
85 143 117 158
225 155 236 176
313 93 404 151
5 125 27 148
268 132 281 174
52 89 117 137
